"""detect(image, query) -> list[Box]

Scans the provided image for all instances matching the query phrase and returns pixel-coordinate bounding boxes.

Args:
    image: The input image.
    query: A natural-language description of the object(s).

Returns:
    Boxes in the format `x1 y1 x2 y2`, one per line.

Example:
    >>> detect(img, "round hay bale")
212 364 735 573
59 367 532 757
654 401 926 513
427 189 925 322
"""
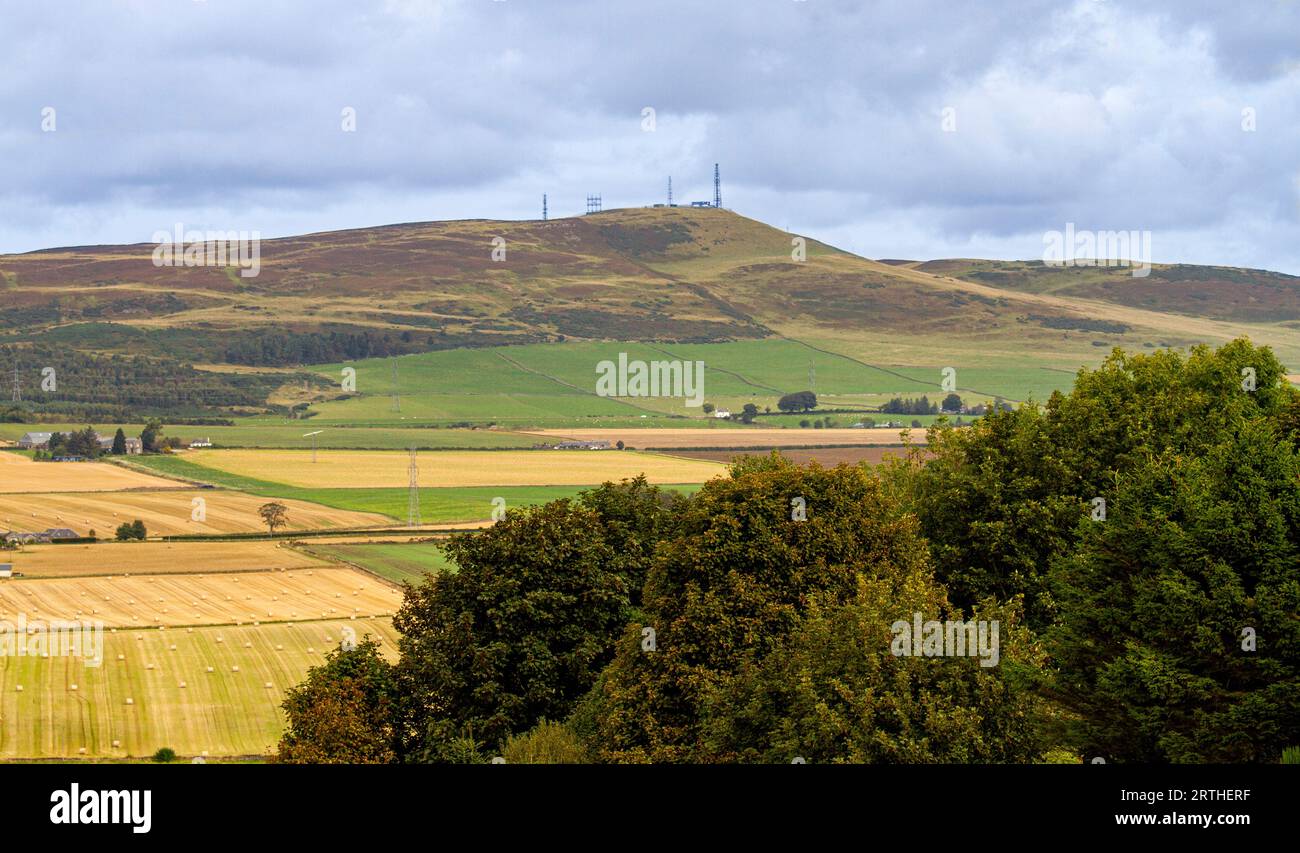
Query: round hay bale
125 698 134 705
70 684 78 691
112 740 120 748
117 654 125 661
264 682 273 689
179 681 187 688
230 665 239 672
15 685 22 692
205 666 214 673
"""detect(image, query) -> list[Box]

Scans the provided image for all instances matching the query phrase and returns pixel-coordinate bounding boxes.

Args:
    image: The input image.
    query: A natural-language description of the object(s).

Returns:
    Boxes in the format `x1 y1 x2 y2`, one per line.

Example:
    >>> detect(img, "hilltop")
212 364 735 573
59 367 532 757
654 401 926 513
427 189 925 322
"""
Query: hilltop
4 206 1300 421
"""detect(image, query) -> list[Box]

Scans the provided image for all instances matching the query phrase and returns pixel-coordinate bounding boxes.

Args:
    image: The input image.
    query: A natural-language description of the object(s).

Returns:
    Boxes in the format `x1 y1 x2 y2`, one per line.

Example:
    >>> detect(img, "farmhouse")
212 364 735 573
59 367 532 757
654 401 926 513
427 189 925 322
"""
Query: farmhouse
553 440 612 450
4 528 78 544
17 432 52 449
189 437 213 448
96 434 143 454
713 410 731 419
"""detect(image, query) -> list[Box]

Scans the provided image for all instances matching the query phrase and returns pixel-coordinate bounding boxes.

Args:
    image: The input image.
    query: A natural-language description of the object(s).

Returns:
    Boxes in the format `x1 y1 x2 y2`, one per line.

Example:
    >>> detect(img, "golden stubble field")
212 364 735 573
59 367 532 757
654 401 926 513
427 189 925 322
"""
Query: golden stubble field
0 451 179 493
0 567 403 628
0 489 389 537
187 448 726 488
7 540 329 578
0 617 400 758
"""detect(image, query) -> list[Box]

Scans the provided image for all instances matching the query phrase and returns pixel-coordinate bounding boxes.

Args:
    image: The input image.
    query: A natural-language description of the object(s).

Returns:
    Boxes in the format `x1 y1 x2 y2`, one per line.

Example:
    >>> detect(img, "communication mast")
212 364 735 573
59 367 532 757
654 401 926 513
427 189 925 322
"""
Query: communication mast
713 163 721 208
586 194 602 214
543 194 548 221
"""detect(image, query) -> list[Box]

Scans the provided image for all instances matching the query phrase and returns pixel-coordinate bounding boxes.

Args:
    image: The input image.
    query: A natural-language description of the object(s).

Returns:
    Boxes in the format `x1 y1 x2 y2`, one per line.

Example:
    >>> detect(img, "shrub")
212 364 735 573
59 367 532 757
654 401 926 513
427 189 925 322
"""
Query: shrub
501 720 589 764
152 747 176 763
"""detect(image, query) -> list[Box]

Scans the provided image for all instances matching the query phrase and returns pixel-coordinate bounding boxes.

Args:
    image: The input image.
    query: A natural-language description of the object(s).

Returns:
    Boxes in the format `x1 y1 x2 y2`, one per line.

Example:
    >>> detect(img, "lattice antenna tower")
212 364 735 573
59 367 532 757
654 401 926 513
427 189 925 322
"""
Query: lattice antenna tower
10 362 20 404
543 194 548 221
586 194 602 214
667 176 673 206
407 446 420 528
713 163 721 208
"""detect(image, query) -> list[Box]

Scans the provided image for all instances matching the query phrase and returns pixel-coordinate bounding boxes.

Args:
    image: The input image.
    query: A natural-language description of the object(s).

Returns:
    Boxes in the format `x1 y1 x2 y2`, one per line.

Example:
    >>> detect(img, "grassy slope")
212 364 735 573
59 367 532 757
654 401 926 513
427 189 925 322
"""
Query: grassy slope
7 207 1299 398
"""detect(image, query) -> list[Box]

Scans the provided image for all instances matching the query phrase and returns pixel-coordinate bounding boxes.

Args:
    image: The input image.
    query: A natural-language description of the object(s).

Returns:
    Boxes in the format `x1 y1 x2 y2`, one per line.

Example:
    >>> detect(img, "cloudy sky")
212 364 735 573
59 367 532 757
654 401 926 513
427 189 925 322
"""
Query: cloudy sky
3 0 1298 272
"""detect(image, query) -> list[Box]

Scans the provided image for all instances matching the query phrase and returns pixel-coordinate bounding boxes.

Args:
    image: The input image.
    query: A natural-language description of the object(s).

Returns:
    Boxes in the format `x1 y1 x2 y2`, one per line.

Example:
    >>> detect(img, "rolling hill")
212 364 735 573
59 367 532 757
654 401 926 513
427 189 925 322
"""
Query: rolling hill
4 206 1300 421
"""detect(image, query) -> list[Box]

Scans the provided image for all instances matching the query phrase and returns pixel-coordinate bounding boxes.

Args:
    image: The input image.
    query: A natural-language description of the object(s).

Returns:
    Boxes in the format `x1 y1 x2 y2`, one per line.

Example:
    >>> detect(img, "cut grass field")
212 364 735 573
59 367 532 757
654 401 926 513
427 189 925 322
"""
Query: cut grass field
0 488 390 538
129 454 703 523
302 541 454 585
179 448 726 489
0 567 403 628
0 618 399 759
0 451 179 493
5 540 329 578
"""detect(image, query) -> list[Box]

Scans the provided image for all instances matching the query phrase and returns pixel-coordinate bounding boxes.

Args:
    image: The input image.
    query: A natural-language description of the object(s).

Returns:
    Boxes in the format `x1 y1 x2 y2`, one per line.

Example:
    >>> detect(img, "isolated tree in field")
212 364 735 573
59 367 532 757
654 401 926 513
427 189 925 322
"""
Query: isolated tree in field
259 502 289 535
777 391 817 413
116 520 146 541
276 638 399 764
740 403 759 424
111 428 127 455
941 393 963 413
702 403 715 415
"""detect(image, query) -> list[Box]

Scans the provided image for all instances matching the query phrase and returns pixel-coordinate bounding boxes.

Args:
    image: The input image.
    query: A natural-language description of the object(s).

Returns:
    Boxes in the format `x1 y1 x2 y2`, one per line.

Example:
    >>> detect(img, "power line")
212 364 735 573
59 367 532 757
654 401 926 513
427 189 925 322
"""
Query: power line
407 446 420 528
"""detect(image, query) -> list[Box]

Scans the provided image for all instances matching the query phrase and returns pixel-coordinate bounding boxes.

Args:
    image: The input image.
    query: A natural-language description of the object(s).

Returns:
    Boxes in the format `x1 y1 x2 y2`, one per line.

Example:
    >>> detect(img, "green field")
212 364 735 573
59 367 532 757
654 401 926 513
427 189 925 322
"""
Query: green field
0 423 540 450
0 618 399 758
304 542 454 585
305 340 1079 425
126 454 702 523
